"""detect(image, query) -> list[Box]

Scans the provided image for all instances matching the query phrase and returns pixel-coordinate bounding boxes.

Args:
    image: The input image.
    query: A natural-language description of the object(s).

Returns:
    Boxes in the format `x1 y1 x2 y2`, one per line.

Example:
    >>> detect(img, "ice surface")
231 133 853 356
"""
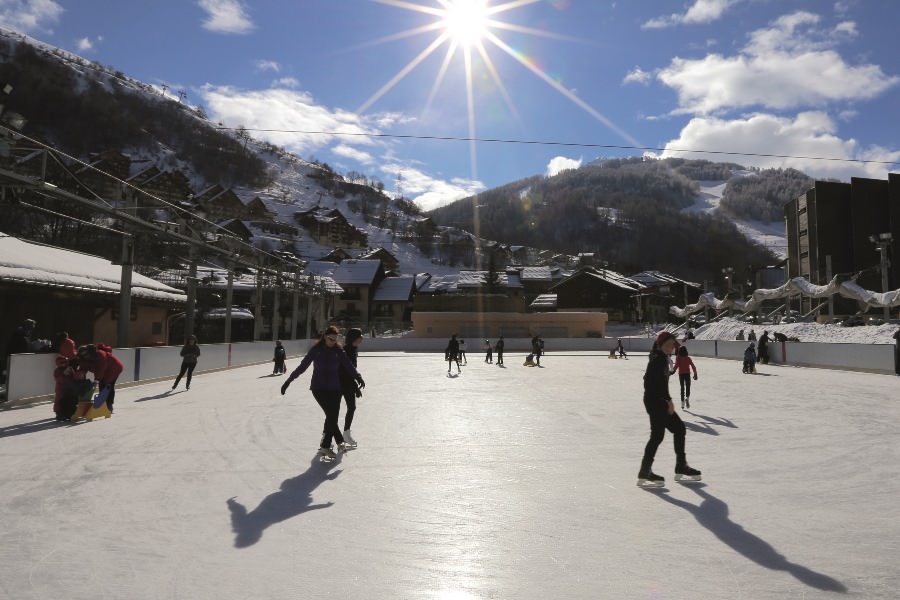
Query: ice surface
1 351 898 599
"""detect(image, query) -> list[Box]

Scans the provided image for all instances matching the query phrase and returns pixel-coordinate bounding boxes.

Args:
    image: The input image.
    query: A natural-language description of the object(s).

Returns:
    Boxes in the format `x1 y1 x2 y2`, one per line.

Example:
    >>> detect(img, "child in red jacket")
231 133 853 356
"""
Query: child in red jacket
671 345 698 409
76 344 124 412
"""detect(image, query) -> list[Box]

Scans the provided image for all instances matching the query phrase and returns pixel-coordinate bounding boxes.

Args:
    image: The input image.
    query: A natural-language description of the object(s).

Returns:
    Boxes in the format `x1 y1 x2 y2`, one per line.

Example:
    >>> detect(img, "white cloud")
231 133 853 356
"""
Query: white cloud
0 0 63 33
255 59 280 72
332 144 374 165
623 67 651 85
546 156 582 177
643 0 737 29
75 36 92 52
381 163 485 211
657 11 899 114
198 0 253 34
272 77 300 89
660 111 900 180
199 85 380 154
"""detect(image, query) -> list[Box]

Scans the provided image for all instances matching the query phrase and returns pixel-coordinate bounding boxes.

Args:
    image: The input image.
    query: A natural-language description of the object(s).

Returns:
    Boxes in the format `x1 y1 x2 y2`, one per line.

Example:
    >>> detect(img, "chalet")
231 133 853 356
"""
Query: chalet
359 247 399 274
75 150 130 200
319 248 354 263
195 185 248 221
371 276 415 331
630 271 703 324
127 167 194 208
304 259 385 327
295 207 368 249
0 232 185 349
549 266 644 322
246 196 275 220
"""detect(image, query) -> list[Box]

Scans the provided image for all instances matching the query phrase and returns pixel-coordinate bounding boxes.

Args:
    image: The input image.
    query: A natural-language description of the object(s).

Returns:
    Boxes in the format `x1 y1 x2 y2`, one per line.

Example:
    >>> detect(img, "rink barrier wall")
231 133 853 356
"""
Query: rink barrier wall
3 337 896 407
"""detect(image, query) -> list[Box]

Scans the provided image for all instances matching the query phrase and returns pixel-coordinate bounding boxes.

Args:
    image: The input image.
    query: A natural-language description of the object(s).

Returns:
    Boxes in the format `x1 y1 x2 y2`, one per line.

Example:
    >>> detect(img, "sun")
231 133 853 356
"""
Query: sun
441 0 490 47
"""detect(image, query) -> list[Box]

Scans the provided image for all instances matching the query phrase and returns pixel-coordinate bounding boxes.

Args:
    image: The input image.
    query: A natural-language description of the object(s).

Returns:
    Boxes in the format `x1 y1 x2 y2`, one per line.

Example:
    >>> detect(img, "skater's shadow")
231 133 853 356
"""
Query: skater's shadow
683 421 719 436
447 372 460 378
226 456 341 548
657 484 846 593
0 417 63 437
258 373 285 378
134 390 179 402
685 411 737 429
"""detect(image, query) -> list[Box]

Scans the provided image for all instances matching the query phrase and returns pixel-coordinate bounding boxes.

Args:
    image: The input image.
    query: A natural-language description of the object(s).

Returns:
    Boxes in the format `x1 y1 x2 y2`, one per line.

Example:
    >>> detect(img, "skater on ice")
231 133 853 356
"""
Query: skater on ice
757 331 771 364
671 345 698 409
484 339 493 363
743 343 757 374
495 336 505 366
458 338 467 365
637 331 701 488
445 334 461 373
272 340 287 375
172 334 201 390
338 328 364 448
616 338 626 358
76 343 123 413
280 326 364 462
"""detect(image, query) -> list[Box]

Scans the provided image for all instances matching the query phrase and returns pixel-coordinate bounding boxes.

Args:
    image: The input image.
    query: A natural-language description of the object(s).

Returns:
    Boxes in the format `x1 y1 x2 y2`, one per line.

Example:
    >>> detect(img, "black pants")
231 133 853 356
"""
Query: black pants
496 351 503 365
174 362 196 388
678 373 692 401
342 388 357 431
642 404 686 464
313 389 344 448
273 359 286 374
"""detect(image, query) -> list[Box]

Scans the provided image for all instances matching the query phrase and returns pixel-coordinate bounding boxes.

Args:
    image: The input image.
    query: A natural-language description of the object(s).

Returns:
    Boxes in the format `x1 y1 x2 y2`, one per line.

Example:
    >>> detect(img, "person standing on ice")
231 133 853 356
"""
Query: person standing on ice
637 331 701 487
445 334 461 373
671 345 698 409
495 336 505 366
280 326 364 462
172 335 200 390
757 331 770 364
338 328 364 448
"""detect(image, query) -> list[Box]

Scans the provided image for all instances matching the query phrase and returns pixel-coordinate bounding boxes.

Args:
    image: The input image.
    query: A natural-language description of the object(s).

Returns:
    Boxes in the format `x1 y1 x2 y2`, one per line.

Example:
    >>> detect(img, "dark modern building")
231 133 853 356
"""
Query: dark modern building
784 173 899 316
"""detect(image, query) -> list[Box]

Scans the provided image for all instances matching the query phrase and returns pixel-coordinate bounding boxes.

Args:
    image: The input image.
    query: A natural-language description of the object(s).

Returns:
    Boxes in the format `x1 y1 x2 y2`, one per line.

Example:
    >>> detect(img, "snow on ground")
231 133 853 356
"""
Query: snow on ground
691 316 899 344
2 352 899 599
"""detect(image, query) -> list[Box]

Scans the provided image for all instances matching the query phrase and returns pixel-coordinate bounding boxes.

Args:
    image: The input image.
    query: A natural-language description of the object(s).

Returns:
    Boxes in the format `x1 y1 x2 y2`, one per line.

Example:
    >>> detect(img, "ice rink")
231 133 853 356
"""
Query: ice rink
2 349 898 599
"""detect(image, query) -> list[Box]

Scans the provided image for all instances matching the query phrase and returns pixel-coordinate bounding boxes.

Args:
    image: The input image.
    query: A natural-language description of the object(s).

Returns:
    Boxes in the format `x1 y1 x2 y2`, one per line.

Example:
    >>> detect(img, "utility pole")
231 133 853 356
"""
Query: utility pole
117 234 134 348
870 234 893 322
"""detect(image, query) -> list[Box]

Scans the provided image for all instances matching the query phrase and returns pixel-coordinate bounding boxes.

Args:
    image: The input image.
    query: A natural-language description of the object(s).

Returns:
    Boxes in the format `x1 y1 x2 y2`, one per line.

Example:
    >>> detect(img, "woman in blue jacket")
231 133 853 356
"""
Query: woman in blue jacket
280 326 364 461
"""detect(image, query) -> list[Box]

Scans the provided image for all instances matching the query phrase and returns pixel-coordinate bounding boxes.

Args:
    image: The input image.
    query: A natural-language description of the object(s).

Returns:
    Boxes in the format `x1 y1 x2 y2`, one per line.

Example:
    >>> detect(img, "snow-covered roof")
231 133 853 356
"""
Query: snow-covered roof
305 259 381 285
630 270 700 289
530 293 558 309
519 266 553 282
419 274 459 294
0 232 186 303
372 276 414 302
553 267 644 293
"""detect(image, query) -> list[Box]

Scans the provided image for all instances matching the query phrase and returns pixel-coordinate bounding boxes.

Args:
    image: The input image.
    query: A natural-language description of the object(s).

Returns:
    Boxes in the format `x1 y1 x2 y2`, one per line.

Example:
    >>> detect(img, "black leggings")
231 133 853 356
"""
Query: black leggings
642 405 686 464
342 389 357 431
174 362 196 388
313 389 344 448
678 373 692 400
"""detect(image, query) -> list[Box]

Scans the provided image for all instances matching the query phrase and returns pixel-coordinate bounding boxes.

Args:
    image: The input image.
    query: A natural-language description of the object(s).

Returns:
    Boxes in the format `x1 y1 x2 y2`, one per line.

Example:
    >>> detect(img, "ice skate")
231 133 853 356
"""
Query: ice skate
685 398 690 409
343 430 357 448
318 445 337 462
674 464 702 482
636 471 665 488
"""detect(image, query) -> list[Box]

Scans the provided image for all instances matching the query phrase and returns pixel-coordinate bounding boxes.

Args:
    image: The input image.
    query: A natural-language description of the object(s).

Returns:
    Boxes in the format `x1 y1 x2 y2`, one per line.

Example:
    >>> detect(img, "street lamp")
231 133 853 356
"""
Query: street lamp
721 267 734 293
868 233 893 321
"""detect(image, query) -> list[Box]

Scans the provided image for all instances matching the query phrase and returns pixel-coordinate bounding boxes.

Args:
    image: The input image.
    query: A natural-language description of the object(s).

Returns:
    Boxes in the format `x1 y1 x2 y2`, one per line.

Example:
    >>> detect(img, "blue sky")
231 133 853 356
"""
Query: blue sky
2 0 898 210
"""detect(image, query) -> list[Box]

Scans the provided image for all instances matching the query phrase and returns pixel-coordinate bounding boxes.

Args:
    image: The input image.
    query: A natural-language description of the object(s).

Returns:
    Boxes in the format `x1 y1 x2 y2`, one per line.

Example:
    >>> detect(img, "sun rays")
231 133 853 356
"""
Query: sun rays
359 0 639 169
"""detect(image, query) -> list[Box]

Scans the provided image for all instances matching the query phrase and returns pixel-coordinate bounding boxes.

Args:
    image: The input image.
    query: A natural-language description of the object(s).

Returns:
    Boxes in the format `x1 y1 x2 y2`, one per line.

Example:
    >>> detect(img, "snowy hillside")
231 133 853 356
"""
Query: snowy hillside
690 316 898 344
682 174 787 259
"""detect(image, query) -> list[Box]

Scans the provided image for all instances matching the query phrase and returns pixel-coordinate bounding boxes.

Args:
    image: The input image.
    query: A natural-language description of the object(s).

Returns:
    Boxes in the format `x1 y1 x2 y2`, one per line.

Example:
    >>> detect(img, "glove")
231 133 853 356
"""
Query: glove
355 375 365 390
693 375 698 380
280 378 293 395
354 385 363 398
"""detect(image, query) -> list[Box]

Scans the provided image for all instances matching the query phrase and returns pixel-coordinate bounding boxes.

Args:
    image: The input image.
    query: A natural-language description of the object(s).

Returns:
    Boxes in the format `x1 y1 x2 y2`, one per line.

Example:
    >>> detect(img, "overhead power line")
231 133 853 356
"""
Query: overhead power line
220 127 900 167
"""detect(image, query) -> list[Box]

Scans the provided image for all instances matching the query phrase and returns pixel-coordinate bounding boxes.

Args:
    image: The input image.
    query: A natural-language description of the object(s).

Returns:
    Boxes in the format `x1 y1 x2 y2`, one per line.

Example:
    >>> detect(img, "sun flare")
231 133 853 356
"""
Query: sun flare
441 0 490 47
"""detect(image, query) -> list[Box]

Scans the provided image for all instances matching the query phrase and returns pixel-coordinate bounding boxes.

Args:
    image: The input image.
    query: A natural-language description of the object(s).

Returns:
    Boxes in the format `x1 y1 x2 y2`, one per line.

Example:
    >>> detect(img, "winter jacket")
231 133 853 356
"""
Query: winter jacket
643 349 672 409
339 343 360 392
180 343 201 365
672 355 697 377
445 338 460 360
290 344 359 392
57 336 77 360
274 345 287 361
78 348 124 385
